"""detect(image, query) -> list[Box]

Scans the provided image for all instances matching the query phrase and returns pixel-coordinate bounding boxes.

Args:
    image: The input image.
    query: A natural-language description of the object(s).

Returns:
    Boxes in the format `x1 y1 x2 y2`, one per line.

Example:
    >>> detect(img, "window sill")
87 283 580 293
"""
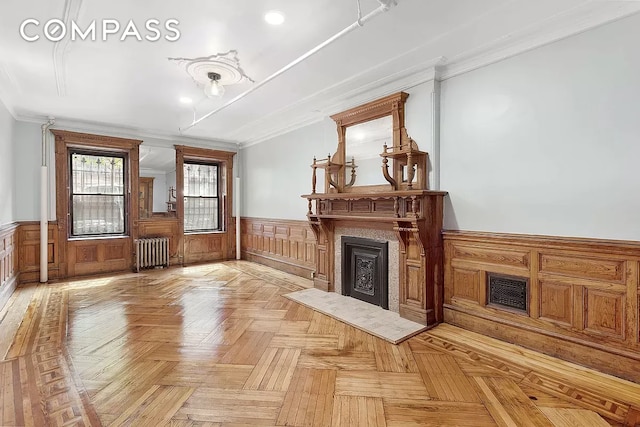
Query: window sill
68 235 129 242
184 230 226 236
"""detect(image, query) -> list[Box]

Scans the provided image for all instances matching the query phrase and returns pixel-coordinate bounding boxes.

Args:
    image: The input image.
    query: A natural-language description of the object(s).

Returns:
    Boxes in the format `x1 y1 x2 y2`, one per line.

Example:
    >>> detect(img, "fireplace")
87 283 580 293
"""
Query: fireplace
304 190 447 326
341 236 389 309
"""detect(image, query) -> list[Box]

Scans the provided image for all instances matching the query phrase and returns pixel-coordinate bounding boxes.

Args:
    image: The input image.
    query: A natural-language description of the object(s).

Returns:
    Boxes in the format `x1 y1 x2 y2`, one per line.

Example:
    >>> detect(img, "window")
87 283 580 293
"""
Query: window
183 162 221 232
70 151 126 236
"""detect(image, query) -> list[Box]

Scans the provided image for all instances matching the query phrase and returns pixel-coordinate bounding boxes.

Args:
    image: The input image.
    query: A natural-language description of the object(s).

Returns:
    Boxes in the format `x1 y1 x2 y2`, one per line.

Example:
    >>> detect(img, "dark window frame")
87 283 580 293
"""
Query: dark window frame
68 148 129 238
183 160 222 233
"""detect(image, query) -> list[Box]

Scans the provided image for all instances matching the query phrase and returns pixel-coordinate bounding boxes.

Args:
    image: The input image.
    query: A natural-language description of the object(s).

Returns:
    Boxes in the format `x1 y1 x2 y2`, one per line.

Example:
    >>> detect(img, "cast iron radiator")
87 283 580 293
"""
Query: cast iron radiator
135 238 170 272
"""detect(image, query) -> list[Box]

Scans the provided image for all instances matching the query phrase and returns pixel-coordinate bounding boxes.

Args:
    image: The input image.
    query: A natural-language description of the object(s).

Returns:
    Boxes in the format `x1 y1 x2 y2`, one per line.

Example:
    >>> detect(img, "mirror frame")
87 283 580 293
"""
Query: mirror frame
329 92 409 192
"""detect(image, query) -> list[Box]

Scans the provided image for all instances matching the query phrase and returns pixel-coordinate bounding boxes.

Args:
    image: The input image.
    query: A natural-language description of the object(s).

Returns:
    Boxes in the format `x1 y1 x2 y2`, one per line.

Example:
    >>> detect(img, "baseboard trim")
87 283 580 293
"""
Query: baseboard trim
242 251 314 279
444 307 640 383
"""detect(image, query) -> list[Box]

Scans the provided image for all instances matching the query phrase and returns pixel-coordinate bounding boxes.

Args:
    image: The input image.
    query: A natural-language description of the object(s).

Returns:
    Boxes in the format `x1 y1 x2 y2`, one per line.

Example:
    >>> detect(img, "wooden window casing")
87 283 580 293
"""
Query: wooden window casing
53 130 141 278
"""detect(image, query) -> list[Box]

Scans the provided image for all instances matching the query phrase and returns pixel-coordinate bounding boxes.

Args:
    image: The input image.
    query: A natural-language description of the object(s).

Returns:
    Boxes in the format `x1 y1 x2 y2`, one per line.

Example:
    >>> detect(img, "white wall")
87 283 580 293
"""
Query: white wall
0 100 15 226
12 121 236 221
241 119 336 221
242 13 640 241
13 121 45 222
440 13 640 241
241 80 437 220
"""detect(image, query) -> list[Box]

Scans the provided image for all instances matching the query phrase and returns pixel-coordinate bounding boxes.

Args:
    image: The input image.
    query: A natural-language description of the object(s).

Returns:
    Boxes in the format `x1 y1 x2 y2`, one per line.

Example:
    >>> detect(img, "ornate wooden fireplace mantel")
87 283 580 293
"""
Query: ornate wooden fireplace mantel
303 190 446 326
302 92 447 327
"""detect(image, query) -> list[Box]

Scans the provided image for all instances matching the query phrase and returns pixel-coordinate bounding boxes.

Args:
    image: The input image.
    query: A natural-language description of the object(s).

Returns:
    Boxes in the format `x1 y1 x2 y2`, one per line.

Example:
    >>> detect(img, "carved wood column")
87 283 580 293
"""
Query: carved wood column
309 218 334 292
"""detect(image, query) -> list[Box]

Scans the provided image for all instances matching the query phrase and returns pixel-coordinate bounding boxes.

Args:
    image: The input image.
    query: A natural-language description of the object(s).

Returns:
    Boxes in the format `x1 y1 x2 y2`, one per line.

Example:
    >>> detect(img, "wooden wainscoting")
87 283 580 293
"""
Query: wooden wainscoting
444 230 640 382
241 217 316 279
0 223 18 310
66 237 132 277
138 217 181 265
183 233 227 265
17 222 60 283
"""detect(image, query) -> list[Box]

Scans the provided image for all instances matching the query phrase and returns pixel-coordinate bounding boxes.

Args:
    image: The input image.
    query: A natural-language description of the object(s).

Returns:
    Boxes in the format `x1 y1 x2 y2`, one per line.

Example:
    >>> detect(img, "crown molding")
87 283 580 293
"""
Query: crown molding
0 65 18 120
14 113 238 151
53 0 84 97
0 95 17 121
237 59 445 148
440 2 640 80
239 115 326 150
240 5 640 149
320 62 443 118
4 3 639 151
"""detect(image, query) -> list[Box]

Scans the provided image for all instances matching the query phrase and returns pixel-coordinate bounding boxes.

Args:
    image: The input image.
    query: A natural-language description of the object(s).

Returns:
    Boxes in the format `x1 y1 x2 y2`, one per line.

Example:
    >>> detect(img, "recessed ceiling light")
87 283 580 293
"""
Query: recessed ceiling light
264 10 285 26
179 97 193 105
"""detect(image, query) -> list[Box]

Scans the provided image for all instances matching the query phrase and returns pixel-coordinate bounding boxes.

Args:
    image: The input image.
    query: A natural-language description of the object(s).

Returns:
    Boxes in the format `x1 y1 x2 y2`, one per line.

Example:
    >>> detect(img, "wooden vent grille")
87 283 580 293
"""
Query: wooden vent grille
487 273 528 313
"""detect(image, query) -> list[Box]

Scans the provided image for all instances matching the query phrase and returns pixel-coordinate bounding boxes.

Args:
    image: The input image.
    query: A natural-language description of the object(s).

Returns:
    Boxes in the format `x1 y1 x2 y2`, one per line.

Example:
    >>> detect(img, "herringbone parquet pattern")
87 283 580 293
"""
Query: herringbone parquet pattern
1 261 639 426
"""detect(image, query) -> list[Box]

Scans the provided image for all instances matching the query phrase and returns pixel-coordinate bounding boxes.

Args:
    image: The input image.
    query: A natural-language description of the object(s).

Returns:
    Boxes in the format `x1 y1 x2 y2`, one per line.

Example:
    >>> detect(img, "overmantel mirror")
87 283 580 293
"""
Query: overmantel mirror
311 91 428 194
139 145 177 218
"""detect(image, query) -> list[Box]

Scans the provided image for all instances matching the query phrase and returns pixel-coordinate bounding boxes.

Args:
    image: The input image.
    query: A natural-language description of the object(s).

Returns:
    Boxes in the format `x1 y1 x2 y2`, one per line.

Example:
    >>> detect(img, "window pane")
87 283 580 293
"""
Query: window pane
71 154 124 195
72 195 125 235
184 197 218 232
184 163 218 197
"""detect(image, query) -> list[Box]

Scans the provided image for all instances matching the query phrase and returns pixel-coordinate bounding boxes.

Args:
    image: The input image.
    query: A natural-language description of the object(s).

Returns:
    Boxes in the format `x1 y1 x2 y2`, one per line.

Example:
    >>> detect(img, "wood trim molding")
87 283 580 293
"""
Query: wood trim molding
176 145 236 265
444 230 640 382
330 91 409 127
240 217 316 279
0 222 19 235
174 145 235 162
51 129 142 149
0 223 19 311
53 130 141 278
443 230 640 257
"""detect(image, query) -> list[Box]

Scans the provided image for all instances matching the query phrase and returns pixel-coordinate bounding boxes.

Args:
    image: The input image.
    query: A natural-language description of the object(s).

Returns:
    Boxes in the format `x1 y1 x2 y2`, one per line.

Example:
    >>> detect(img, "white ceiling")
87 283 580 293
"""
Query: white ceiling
1 0 639 147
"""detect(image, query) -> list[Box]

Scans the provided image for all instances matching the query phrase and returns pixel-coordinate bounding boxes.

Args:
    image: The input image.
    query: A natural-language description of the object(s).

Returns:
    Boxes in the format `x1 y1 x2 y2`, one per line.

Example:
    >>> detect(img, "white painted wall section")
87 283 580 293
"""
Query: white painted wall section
241 80 438 220
241 118 336 221
0 100 15 226
12 121 235 221
440 13 640 240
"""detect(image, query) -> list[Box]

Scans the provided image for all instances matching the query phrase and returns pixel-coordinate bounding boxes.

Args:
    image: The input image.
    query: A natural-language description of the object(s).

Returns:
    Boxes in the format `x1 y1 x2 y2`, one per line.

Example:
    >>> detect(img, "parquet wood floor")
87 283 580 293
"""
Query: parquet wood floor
1 260 639 426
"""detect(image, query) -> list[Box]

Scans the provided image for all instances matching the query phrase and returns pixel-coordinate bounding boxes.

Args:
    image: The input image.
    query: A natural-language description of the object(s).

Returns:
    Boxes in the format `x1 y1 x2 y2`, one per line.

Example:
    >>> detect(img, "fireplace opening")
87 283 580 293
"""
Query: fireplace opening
341 236 389 309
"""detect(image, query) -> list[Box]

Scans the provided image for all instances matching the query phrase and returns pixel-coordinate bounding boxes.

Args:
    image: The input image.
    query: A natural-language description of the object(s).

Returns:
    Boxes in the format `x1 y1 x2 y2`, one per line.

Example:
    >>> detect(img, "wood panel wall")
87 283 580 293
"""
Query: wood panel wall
0 223 18 310
240 217 316 278
14 215 234 284
66 237 132 277
17 222 60 283
444 230 640 382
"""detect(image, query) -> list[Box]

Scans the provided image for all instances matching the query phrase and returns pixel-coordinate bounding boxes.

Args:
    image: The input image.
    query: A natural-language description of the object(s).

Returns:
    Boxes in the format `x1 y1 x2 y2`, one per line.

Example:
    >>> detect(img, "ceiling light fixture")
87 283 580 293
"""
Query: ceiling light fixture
179 96 193 105
179 0 398 132
204 72 225 98
264 10 285 25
